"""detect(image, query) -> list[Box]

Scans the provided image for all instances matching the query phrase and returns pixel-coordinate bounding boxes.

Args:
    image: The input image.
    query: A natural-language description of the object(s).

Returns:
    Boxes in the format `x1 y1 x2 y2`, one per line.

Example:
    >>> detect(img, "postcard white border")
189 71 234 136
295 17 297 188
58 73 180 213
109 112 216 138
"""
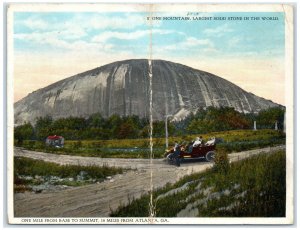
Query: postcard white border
6 2 294 225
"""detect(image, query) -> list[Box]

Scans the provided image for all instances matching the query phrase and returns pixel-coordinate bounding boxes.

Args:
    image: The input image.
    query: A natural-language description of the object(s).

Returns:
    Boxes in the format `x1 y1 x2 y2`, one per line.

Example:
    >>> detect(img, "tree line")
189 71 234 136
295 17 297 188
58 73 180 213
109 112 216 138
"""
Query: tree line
14 106 285 142
175 106 285 135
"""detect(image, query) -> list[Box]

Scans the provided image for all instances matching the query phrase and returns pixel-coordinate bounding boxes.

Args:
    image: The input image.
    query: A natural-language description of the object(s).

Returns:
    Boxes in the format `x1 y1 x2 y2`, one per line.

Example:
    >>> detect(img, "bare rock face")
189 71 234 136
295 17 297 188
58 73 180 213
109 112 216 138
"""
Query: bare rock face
14 59 281 125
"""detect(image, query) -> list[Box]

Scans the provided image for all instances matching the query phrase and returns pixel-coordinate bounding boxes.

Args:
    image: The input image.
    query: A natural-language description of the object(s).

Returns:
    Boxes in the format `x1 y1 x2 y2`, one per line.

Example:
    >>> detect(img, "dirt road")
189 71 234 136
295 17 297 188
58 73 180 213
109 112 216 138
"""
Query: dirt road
14 145 285 217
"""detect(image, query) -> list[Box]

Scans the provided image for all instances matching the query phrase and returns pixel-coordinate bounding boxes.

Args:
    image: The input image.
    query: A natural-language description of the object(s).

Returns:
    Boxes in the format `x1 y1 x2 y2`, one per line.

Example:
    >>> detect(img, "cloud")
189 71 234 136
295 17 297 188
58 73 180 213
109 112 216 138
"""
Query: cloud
16 13 147 32
184 37 213 47
86 14 146 30
203 24 233 36
14 31 113 52
14 13 149 45
20 17 49 30
227 36 241 48
162 36 214 52
59 26 87 40
91 29 176 43
14 13 153 54
15 32 70 49
92 30 149 43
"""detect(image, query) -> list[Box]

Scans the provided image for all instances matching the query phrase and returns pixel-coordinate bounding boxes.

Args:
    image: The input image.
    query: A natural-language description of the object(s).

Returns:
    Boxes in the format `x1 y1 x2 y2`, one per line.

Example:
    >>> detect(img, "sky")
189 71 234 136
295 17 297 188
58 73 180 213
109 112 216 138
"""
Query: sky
13 10 285 105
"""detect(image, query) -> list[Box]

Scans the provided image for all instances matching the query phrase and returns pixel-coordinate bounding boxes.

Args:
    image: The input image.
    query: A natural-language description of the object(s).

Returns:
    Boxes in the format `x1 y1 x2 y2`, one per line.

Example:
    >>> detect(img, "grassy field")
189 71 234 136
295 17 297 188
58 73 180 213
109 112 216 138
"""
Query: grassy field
17 129 285 158
14 156 124 193
110 150 286 217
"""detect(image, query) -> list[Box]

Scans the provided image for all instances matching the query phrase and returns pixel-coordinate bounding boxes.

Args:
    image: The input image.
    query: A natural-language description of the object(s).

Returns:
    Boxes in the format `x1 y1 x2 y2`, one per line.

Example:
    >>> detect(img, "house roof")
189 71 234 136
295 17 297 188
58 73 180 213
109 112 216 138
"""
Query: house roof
47 135 63 140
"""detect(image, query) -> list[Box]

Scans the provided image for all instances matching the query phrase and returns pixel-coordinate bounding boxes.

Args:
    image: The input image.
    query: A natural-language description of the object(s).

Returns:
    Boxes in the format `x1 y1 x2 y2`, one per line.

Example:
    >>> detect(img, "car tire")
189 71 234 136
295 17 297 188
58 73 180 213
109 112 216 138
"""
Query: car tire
206 151 215 162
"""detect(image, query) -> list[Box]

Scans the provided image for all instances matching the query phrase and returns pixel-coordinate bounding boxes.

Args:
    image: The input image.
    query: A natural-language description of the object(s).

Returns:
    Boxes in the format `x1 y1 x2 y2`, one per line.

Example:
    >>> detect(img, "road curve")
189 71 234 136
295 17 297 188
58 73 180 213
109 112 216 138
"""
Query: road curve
13 145 285 217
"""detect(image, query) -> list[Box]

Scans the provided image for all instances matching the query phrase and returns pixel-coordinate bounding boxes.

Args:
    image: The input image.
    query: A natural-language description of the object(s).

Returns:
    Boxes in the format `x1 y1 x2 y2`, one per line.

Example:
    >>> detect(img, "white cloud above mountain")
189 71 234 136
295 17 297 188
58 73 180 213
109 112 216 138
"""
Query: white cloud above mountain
203 24 233 36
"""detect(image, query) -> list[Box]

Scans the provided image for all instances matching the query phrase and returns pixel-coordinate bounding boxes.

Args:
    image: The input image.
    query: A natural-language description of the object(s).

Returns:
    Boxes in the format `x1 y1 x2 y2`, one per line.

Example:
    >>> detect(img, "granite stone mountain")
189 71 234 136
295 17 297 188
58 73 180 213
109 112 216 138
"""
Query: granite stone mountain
14 59 281 125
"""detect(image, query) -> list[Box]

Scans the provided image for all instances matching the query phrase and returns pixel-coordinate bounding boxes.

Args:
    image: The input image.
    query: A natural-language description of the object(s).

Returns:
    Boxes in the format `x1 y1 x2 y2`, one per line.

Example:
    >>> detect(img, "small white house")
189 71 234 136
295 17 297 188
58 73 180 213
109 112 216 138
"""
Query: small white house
45 135 64 147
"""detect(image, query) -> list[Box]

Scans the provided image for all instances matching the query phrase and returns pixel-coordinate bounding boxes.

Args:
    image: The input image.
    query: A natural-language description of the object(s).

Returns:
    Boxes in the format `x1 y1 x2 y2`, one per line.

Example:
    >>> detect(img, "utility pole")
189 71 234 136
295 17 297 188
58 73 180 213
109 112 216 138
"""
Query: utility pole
165 115 173 149
253 121 257 131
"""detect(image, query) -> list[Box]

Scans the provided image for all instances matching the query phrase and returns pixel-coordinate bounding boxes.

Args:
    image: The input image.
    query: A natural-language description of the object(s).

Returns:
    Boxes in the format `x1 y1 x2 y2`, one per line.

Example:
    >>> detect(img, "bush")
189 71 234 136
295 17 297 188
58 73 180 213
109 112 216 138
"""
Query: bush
213 151 230 173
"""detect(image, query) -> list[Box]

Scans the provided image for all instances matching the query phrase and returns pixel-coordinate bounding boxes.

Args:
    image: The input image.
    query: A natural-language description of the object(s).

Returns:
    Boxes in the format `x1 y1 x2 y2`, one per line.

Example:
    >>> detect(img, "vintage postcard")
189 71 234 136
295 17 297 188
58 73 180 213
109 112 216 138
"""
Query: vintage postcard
7 3 294 225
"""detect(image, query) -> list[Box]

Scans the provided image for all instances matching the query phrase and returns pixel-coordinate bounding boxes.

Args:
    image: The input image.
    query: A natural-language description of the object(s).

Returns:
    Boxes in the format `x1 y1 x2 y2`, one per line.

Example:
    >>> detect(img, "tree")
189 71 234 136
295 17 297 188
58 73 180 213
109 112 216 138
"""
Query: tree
187 107 251 133
35 116 53 140
14 122 34 144
105 114 122 138
139 125 150 138
256 107 285 129
86 113 105 128
117 120 138 139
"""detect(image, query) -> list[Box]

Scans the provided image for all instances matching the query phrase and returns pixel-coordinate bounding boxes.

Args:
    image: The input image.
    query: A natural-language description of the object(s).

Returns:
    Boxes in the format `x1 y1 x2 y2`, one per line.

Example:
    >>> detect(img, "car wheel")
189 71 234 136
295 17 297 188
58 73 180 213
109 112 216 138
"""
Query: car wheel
206 151 215 162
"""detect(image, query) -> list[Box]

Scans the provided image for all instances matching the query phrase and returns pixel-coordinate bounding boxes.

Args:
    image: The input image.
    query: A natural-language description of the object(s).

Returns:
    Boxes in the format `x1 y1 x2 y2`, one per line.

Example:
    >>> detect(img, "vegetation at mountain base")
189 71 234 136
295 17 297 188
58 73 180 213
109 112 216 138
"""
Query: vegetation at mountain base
14 156 124 193
110 150 286 217
16 129 285 158
14 107 285 142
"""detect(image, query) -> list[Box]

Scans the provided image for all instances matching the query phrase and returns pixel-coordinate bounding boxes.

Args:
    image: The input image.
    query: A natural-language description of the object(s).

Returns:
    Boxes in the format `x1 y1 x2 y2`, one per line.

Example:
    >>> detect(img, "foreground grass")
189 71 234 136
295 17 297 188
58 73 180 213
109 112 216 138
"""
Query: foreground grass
14 156 124 192
17 129 285 158
110 150 286 217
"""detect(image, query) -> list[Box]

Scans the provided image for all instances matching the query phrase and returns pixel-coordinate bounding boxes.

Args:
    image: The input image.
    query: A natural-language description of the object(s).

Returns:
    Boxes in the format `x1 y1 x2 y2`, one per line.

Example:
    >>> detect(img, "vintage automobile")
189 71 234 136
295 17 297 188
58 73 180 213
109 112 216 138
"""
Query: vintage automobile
164 137 217 166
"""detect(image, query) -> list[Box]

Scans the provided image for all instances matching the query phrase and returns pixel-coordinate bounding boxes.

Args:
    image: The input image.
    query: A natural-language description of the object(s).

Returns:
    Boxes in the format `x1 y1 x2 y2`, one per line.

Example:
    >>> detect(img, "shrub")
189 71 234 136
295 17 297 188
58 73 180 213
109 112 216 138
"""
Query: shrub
213 151 230 174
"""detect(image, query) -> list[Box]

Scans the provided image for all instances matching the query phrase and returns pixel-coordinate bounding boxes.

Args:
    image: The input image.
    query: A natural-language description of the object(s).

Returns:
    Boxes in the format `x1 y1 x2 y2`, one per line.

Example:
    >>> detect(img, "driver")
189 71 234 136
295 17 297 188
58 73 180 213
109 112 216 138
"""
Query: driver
168 141 181 166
